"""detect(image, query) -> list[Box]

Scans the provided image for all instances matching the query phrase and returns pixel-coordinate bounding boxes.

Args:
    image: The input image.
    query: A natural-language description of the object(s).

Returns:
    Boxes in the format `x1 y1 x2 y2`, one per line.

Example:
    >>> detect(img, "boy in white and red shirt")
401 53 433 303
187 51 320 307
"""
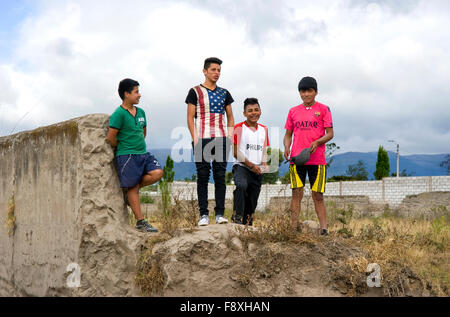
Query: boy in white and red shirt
232 98 269 225
283 77 334 235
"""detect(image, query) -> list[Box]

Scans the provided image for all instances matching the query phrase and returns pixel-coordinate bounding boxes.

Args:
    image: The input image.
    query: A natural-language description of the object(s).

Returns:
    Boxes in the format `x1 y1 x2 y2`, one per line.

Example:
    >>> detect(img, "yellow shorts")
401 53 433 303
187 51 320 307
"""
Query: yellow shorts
289 164 326 193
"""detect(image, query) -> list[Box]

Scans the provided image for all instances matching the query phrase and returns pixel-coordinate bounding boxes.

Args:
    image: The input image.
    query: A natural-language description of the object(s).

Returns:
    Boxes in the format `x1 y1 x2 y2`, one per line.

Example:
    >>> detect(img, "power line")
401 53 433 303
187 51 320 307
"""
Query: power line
9 93 48 135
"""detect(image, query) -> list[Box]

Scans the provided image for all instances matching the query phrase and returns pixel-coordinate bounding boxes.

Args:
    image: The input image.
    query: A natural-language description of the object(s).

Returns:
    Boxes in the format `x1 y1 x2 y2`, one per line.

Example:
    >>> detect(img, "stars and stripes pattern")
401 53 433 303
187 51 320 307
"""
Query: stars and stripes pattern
193 85 227 138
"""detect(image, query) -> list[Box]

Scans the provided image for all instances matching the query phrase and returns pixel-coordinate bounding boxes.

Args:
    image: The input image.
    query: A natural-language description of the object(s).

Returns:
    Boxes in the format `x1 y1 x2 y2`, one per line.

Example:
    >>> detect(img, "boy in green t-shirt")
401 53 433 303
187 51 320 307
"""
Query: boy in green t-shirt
106 78 163 233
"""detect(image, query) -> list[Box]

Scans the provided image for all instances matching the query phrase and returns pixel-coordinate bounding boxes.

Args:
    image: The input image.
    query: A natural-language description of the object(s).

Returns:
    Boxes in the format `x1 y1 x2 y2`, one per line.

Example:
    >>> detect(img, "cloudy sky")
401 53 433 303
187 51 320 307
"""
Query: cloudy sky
0 0 449 155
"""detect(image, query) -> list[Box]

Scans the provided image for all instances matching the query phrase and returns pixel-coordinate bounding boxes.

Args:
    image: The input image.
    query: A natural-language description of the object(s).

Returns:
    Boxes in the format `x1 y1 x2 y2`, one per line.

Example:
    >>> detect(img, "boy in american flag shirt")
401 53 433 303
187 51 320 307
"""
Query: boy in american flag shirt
185 57 235 226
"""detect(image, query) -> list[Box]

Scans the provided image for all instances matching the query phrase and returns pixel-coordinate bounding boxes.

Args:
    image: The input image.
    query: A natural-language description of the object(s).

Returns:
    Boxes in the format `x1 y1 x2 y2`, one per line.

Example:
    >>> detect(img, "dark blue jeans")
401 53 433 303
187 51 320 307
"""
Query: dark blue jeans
193 137 231 217
232 164 262 222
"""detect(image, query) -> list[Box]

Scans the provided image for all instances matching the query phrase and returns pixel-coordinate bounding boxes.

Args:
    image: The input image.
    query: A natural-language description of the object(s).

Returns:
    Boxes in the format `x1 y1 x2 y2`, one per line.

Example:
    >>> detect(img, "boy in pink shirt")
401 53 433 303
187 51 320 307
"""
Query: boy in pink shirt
283 77 334 235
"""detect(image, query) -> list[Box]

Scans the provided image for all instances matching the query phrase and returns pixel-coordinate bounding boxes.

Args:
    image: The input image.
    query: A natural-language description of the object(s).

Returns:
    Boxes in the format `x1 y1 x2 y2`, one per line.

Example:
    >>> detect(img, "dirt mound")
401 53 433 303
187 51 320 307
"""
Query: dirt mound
139 223 413 297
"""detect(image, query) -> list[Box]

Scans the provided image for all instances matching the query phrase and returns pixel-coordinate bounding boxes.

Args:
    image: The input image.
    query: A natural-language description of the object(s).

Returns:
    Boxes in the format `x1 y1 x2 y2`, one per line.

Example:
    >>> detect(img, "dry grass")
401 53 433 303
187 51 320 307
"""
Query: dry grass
134 190 200 295
135 234 171 296
235 209 320 247
133 191 449 297
315 202 450 297
340 215 449 296
233 203 449 297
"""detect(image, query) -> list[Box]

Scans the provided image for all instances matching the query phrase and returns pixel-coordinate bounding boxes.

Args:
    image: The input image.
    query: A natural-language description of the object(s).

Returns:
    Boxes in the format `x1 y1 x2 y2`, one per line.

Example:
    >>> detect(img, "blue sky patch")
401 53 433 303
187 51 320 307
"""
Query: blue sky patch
0 0 37 62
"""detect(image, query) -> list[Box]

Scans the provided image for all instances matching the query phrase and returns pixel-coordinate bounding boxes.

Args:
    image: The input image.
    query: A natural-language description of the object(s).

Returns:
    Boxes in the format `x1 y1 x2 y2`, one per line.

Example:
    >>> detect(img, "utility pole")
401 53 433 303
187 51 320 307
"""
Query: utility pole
388 140 399 177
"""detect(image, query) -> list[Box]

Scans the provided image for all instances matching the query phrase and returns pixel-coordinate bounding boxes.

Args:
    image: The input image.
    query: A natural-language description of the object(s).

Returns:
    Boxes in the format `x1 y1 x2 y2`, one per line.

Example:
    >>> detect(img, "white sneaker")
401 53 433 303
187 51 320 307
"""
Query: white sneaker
215 216 228 224
198 215 209 226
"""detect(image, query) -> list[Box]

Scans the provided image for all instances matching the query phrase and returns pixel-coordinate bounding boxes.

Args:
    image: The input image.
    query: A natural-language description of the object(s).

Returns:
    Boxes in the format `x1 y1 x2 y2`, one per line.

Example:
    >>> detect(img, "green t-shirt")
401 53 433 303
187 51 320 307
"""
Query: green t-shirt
109 106 147 156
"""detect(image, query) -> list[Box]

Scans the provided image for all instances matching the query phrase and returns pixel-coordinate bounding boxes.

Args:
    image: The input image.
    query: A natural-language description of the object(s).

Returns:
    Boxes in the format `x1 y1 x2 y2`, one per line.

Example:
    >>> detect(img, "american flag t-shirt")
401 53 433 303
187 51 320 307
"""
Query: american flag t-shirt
193 85 230 138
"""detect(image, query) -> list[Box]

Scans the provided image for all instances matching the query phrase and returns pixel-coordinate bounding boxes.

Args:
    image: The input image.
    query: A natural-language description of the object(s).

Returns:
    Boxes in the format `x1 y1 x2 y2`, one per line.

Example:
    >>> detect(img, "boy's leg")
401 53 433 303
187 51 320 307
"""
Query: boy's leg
127 153 164 222
212 160 227 217
194 138 212 217
116 154 143 213
140 153 163 188
139 169 163 188
128 183 144 221
232 165 249 223
211 137 230 217
244 173 262 225
289 164 306 229
290 188 304 229
312 191 327 229
309 165 327 230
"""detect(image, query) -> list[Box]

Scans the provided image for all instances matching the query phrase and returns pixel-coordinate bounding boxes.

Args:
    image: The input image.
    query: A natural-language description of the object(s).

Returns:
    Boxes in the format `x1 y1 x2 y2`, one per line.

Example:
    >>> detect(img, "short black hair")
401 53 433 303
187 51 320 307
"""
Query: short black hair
118 78 139 100
204 57 222 70
298 76 317 92
244 97 260 111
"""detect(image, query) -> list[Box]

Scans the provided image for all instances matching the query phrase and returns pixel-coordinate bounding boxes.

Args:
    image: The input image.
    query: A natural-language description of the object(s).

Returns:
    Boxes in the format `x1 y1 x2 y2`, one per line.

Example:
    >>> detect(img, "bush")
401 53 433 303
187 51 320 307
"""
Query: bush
140 195 154 204
159 155 175 216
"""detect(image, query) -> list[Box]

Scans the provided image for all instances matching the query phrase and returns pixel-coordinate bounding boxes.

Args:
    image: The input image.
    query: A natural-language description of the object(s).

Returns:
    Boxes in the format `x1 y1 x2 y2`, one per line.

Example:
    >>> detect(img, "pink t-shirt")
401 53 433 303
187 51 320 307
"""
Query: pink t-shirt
284 102 333 165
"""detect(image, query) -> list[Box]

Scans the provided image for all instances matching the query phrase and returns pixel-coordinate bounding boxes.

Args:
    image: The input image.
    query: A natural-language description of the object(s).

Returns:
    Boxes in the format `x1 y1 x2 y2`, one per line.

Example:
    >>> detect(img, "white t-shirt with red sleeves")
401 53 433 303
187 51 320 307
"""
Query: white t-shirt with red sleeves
233 121 270 167
284 102 333 165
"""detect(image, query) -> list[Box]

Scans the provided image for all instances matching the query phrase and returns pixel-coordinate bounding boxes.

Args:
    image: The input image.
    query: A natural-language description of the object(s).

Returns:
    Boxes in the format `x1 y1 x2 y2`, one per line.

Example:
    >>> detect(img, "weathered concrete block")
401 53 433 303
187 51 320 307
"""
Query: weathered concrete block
0 114 148 296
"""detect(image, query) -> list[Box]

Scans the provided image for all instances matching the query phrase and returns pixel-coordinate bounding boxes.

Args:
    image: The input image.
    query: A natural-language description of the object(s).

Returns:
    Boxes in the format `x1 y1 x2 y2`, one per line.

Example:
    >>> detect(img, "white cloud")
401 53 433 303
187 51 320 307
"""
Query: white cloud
0 0 449 155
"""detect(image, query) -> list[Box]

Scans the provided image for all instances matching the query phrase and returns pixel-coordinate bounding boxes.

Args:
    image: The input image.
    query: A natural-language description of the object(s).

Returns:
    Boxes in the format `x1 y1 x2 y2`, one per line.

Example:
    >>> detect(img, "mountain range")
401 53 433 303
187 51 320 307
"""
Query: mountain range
148 148 449 181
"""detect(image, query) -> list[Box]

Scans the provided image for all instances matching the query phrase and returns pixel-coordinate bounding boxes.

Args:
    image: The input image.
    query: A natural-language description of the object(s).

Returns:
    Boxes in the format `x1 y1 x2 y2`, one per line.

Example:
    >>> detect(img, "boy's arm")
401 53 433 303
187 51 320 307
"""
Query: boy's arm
260 145 269 174
225 105 235 139
283 129 293 161
143 127 146 138
261 127 269 172
106 127 119 147
310 127 334 154
187 103 198 145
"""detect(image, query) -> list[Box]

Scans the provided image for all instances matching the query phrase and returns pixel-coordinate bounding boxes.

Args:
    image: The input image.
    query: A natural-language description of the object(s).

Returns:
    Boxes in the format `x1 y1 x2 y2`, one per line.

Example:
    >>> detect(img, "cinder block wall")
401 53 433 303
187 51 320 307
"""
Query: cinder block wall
171 175 450 211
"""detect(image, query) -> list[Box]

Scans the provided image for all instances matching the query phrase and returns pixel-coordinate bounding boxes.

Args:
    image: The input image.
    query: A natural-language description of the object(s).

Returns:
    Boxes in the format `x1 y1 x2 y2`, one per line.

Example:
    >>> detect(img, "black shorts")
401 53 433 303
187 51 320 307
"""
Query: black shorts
289 164 327 193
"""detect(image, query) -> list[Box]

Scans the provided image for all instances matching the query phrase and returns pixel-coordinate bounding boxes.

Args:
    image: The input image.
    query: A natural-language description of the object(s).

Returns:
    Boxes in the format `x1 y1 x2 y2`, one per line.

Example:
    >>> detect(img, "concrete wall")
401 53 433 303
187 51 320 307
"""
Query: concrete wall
0 114 146 296
169 175 450 211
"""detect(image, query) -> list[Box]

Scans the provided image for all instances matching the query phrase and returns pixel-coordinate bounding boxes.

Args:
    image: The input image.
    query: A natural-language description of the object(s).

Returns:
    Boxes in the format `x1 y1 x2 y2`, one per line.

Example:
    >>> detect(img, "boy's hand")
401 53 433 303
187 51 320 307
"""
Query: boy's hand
227 126 234 142
310 141 319 154
250 165 262 175
284 149 290 161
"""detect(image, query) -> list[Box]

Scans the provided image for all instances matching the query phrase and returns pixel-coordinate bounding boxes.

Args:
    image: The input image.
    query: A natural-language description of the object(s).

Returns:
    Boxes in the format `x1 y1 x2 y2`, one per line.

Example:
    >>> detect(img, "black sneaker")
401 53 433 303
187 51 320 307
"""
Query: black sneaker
320 228 329 236
136 220 158 233
232 214 244 225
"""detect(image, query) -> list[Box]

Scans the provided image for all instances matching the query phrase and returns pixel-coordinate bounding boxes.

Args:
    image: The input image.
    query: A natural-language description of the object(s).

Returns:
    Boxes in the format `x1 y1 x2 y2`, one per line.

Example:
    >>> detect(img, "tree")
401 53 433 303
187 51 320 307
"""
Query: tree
184 174 197 182
374 146 390 180
159 155 175 215
346 160 368 180
440 155 450 175
225 171 233 185
262 148 283 184
281 171 290 184
162 155 175 183
327 175 355 182
326 142 340 168
391 169 415 177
